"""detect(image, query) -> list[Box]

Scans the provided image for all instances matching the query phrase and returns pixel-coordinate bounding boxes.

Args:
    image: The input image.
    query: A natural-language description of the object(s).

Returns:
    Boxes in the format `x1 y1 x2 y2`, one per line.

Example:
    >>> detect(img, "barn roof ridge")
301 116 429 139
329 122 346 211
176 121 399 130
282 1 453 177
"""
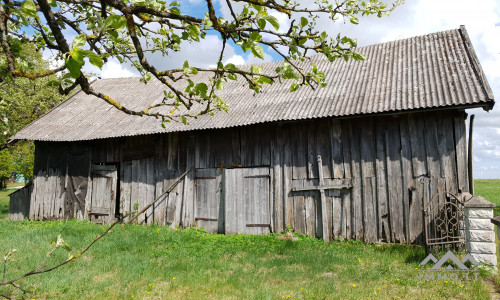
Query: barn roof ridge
13 26 495 142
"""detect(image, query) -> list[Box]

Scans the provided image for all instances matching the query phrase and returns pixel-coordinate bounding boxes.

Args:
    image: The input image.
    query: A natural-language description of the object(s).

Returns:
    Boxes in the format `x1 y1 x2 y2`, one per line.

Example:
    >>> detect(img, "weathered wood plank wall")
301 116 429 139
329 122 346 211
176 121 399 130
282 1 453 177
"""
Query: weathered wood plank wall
8 185 32 221
21 109 469 244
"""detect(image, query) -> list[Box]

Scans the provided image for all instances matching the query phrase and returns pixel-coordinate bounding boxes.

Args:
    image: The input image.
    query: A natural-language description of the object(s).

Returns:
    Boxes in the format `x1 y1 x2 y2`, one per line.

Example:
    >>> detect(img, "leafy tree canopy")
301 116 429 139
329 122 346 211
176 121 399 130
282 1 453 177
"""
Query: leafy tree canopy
0 0 399 125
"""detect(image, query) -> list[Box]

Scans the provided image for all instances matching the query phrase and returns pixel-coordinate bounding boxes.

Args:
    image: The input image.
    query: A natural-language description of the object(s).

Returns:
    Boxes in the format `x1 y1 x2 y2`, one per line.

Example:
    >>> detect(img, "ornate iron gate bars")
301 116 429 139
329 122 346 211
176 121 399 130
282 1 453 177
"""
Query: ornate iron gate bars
424 192 465 251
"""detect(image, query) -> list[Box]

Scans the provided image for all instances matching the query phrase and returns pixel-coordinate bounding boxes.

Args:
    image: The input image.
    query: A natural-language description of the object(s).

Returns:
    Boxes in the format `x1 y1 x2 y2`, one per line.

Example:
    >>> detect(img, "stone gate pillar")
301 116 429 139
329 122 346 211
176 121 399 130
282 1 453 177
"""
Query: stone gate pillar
464 194 496 266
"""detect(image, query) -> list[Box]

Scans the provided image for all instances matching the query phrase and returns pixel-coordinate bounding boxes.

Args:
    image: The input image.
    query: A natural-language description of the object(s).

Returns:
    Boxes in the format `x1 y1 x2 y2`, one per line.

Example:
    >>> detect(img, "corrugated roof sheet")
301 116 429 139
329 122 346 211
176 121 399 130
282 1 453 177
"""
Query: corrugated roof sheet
14 26 495 142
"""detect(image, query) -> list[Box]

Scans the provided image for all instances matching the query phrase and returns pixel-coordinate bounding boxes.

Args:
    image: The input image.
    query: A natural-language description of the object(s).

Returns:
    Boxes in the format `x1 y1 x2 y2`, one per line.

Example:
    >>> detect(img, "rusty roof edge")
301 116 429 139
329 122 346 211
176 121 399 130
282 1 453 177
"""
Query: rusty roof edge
459 25 495 110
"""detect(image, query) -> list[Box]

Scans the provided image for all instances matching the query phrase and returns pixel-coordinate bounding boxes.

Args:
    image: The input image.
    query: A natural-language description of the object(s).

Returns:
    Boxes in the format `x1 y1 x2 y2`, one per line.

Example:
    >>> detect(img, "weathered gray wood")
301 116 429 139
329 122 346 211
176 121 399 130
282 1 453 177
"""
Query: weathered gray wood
9 185 32 221
282 125 294 229
317 156 329 242
231 129 241 165
468 114 475 194
453 111 469 193
362 177 377 243
305 188 316 237
386 119 405 243
293 179 306 234
194 168 220 233
399 117 412 243
165 170 178 225
436 112 458 195
130 160 139 223
253 127 263 166
340 120 352 239
89 164 117 224
330 187 342 239
171 175 184 228
330 120 344 179
261 125 272 166
292 184 351 192
195 134 209 169
307 122 318 179
348 121 363 241
145 158 156 224
360 118 377 243
272 125 284 232
424 114 442 178
182 136 195 227
375 119 390 242
154 158 166 225
292 123 307 179
137 159 148 224
407 114 427 177
410 177 425 244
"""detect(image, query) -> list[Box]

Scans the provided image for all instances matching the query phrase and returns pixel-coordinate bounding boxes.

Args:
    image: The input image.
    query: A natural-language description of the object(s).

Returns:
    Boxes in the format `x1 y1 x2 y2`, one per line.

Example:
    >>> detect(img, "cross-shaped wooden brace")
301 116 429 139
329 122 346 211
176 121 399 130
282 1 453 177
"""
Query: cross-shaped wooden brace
291 155 351 243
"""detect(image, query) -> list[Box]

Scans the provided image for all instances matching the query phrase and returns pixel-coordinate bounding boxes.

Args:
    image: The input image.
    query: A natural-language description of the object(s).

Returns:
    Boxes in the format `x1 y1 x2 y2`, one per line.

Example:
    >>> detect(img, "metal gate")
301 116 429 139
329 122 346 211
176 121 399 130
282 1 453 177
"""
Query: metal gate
424 192 465 252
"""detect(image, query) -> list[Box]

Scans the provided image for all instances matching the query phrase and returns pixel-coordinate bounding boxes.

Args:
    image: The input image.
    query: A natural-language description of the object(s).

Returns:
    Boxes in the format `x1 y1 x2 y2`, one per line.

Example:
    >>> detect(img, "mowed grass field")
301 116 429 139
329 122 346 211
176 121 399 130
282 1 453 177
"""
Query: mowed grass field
474 179 500 216
0 181 498 299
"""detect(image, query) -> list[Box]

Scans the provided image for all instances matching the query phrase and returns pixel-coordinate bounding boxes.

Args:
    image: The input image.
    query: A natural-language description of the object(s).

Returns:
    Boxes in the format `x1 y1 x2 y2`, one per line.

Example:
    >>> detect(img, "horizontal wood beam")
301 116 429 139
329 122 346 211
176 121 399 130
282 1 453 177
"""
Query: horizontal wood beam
292 184 352 192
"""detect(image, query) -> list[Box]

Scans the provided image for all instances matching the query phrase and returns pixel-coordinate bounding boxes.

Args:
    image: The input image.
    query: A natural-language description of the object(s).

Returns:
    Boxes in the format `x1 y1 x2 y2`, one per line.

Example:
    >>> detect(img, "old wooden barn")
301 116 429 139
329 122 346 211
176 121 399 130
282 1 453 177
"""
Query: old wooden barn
9 27 495 244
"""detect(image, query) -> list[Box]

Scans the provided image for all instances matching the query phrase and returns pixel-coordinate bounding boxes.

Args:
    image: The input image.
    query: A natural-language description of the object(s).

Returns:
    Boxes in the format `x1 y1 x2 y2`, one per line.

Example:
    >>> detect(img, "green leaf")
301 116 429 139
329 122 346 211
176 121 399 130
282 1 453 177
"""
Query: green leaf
257 18 266 30
69 48 84 64
251 65 262 74
105 15 127 30
194 83 208 97
170 1 180 6
262 15 279 30
300 17 308 27
72 34 86 49
183 60 189 69
65 57 83 78
81 50 103 69
216 80 223 90
350 16 359 25
20 0 37 18
251 44 265 60
290 83 299 92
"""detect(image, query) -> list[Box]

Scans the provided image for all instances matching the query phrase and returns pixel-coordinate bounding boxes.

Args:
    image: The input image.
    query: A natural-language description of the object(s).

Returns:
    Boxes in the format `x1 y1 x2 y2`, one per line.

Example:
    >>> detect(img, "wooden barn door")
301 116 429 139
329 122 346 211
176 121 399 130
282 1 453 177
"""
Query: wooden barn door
89 164 117 224
224 167 271 235
194 168 223 233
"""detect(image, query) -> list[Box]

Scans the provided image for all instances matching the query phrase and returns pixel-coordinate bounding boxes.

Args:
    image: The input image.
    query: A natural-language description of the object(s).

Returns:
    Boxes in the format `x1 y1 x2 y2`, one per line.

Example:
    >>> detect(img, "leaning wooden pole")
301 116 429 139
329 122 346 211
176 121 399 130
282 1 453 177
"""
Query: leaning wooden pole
126 169 191 225
468 114 475 194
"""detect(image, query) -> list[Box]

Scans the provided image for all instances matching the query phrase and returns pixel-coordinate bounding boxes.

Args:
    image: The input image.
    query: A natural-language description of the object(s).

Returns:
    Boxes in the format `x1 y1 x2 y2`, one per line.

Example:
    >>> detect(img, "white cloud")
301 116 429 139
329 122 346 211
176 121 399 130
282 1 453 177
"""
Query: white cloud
224 54 246 65
101 60 136 78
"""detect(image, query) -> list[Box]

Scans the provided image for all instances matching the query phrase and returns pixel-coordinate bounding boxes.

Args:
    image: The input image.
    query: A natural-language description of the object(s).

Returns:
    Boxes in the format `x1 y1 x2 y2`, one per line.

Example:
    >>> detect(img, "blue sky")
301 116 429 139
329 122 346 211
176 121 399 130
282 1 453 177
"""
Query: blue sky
68 0 500 178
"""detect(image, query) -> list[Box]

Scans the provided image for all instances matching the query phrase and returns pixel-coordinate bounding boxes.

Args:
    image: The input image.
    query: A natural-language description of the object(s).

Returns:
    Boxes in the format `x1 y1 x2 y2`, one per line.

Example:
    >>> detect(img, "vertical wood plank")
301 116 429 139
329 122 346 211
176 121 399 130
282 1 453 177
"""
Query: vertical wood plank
454 111 469 193
399 117 412 243
375 119 390 242
330 120 344 179
408 114 428 177
316 120 332 179
145 158 156 224
349 120 363 241
307 121 318 179
292 122 307 179
341 119 352 239
293 180 306 234
282 125 294 229
437 112 459 194
360 118 377 243
182 135 195 227
386 118 405 243
272 125 284 232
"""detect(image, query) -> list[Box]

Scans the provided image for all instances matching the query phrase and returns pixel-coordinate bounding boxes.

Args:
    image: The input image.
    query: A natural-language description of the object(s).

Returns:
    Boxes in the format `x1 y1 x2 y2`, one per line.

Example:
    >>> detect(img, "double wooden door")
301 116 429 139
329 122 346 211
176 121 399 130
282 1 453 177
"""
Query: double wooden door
194 167 271 234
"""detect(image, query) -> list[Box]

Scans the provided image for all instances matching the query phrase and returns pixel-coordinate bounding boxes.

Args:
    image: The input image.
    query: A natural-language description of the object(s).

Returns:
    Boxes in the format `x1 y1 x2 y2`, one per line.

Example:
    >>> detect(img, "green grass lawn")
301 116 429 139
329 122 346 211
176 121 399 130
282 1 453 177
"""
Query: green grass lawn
0 182 498 299
0 220 494 299
475 179 500 216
